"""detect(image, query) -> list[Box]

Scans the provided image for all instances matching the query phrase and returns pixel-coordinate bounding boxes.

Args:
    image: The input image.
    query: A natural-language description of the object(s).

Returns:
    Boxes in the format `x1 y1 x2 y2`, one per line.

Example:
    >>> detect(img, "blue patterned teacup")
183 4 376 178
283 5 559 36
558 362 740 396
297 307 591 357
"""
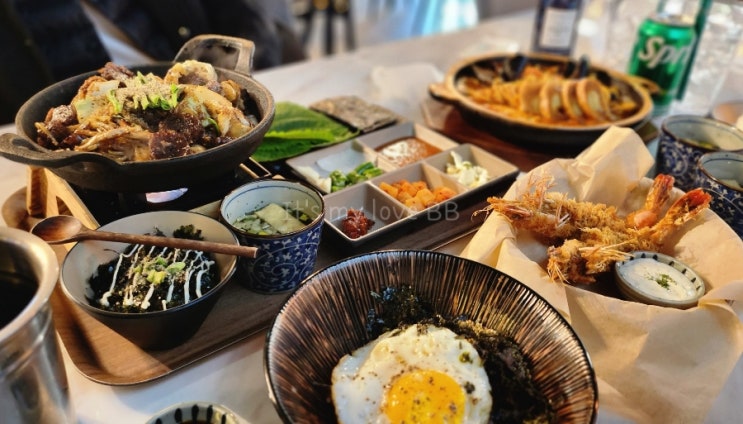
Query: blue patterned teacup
147 401 240 424
697 151 743 238
657 115 743 192
220 179 325 293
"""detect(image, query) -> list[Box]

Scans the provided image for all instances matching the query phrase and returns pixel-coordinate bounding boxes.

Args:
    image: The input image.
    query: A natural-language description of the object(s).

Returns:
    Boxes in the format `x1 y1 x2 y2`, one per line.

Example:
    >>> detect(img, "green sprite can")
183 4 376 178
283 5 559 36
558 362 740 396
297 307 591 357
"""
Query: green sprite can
627 11 696 116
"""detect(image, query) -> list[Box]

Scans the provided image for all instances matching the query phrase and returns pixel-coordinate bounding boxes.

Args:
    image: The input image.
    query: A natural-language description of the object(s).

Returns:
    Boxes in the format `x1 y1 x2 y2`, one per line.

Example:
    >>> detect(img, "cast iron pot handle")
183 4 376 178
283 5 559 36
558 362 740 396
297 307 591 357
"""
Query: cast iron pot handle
0 133 120 168
428 81 460 105
174 34 256 76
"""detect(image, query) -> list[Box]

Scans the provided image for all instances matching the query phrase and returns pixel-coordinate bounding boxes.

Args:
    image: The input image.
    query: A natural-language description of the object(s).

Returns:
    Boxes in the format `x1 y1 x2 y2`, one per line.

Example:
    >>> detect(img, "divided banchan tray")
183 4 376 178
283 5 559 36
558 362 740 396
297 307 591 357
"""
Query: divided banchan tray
323 142 519 247
285 122 458 194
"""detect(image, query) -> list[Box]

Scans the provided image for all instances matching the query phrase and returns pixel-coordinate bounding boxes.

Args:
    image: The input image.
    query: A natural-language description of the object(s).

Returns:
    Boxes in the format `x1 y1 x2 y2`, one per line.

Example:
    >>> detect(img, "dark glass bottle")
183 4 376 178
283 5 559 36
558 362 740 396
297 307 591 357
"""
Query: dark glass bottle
531 0 584 57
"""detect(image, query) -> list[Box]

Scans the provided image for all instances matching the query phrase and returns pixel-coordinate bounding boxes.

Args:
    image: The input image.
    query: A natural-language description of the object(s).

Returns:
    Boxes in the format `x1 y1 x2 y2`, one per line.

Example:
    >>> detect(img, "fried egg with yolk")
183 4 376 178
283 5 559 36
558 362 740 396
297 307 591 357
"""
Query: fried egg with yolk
331 324 492 423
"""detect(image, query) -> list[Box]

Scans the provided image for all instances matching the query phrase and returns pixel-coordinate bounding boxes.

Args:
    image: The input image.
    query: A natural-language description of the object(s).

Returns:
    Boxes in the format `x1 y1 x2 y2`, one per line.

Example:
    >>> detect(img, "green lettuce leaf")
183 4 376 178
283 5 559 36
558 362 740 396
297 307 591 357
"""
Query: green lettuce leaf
251 102 358 162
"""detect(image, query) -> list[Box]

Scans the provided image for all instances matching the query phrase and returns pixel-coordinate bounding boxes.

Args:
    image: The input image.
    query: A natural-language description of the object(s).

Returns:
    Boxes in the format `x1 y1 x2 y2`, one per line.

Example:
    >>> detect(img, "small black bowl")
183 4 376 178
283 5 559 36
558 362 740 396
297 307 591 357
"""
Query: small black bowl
60 211 238 350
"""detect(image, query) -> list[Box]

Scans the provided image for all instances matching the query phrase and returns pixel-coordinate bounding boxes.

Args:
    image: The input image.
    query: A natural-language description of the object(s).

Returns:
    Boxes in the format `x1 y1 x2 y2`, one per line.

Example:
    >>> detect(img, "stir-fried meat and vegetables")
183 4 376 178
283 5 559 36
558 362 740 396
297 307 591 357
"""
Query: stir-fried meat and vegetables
35 60 258 162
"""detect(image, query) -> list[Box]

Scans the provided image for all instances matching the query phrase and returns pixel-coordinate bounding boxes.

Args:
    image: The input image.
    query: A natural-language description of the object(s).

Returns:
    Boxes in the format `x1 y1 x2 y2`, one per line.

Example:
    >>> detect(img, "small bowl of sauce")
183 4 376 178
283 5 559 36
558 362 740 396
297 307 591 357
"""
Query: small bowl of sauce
376 136 441 167
614 251 705 309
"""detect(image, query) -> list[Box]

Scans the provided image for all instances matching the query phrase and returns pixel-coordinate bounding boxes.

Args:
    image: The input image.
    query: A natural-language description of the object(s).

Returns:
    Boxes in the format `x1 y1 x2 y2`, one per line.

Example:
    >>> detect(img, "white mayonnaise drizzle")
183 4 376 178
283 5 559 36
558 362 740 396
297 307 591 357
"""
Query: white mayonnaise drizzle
196 269 206 297
96 242 215 311
100 245 138 307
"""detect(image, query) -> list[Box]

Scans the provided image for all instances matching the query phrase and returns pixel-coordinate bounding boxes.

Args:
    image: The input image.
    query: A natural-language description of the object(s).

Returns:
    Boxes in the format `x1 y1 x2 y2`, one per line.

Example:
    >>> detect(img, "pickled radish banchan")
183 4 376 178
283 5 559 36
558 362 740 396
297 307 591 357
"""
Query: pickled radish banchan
86 226 219 313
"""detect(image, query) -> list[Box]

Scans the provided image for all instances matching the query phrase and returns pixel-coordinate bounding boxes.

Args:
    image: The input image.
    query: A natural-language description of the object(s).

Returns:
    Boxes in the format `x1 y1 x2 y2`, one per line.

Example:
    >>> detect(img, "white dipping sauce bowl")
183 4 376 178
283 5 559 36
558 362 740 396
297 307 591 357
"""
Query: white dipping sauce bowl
614 251 705 309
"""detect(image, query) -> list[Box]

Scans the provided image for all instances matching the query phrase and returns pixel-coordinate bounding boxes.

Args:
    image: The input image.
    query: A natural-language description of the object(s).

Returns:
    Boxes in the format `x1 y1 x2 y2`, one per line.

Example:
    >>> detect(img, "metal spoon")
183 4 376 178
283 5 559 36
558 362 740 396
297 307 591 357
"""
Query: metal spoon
31 215 258 258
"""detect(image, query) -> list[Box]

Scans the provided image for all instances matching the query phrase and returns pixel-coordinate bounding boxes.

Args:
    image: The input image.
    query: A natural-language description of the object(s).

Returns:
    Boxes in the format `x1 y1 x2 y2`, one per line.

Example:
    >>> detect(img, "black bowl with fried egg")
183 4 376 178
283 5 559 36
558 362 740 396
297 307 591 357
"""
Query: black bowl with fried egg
264 250 598 423
59 211 238 350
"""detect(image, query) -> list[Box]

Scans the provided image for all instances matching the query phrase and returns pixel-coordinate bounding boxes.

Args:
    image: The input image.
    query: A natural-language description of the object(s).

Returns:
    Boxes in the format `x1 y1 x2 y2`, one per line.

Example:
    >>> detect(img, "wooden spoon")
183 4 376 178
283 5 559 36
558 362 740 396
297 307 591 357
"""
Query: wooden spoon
31 215 258 258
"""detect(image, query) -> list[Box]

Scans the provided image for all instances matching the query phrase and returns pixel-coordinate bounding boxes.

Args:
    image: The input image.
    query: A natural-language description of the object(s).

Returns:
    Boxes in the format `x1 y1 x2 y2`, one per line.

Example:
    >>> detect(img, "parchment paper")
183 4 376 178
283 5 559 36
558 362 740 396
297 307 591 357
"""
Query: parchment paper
460 126 743 423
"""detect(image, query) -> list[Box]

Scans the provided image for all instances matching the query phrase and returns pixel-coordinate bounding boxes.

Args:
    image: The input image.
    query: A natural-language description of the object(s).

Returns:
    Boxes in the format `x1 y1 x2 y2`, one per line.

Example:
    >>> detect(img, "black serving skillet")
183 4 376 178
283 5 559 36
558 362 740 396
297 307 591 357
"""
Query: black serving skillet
428 52 654 148
0 35 275 193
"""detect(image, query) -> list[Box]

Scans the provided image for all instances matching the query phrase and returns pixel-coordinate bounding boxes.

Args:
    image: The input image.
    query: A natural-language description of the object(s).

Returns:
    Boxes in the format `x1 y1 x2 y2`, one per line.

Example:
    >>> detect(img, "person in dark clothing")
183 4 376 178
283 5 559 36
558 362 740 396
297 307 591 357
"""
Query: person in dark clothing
0 0 305 123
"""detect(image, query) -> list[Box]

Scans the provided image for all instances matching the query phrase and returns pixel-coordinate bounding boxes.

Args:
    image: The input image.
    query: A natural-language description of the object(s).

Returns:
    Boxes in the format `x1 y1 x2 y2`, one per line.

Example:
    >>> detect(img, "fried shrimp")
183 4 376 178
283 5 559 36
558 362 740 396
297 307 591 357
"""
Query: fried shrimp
483 174 625 242
625 173 674 229
640 188 712 247
482 174 711 284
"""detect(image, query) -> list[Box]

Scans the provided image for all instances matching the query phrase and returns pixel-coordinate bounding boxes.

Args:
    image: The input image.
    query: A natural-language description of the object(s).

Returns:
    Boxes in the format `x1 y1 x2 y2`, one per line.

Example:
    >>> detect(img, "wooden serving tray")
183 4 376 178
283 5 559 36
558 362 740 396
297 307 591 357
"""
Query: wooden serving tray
4 163 513 386
6 169 293 385
49 264 289 385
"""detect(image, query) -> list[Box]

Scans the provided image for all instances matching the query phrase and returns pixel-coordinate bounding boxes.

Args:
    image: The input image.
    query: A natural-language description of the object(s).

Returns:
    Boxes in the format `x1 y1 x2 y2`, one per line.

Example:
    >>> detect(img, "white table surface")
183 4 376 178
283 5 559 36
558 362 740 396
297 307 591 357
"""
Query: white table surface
1 9 742 424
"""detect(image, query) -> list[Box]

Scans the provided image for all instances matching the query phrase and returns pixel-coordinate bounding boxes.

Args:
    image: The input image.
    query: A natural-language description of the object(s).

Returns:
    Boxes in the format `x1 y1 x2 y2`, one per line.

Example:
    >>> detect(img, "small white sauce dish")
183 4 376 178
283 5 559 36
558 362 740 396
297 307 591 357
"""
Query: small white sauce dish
614 251 705 309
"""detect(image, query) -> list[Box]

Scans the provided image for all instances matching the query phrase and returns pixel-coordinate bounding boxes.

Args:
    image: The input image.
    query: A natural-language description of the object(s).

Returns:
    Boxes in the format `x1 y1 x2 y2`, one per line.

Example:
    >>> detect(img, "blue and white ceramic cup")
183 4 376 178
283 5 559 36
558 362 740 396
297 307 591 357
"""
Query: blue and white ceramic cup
697 151 743 238
657 115 743 192
147 401 240 424
220 179 325 293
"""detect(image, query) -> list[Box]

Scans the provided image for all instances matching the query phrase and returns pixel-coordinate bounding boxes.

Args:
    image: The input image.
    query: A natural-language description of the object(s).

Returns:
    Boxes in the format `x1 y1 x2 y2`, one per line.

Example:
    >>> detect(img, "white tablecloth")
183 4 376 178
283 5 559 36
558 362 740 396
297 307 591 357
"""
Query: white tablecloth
1 8 742 423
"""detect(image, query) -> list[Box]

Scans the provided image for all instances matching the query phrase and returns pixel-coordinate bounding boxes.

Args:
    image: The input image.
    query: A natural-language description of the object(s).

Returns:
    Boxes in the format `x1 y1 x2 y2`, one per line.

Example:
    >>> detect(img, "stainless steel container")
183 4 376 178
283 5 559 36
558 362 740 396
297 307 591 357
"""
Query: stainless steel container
0 227 74 423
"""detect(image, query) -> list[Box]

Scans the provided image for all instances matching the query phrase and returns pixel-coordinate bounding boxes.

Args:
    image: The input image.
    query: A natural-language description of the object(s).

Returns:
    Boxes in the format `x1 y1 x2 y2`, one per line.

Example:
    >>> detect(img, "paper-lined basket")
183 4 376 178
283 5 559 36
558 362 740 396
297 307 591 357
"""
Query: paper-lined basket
460 126 743 423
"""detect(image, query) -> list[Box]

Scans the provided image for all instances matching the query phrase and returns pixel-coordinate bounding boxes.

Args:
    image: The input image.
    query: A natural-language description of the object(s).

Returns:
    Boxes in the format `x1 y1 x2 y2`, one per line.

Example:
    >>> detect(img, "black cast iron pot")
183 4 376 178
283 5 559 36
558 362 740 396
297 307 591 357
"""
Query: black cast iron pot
0 35 275 193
